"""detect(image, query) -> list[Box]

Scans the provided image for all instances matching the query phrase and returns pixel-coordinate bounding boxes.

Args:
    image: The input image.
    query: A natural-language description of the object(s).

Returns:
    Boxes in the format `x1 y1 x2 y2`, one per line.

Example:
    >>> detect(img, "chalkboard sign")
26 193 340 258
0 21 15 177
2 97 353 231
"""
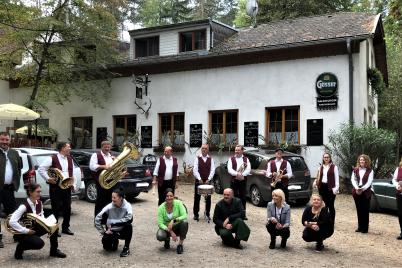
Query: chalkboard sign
96 127 108 149
307 119 323 146
141 126 152 148
190 124 202 147
244 122 258 147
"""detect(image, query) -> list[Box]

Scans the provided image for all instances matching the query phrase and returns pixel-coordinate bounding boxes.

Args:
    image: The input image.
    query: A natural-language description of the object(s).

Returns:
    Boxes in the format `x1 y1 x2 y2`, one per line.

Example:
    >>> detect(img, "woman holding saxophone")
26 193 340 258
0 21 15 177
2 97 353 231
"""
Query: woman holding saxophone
9 183 66 259
314 153 339 223
266 148 293 203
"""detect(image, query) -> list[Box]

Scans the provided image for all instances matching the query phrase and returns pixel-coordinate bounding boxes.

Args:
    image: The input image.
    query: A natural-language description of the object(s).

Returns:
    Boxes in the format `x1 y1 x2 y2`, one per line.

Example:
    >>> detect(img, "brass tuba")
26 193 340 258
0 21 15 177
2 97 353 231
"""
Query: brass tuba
4 213 59 237
99 142 139 190
47 168 74 189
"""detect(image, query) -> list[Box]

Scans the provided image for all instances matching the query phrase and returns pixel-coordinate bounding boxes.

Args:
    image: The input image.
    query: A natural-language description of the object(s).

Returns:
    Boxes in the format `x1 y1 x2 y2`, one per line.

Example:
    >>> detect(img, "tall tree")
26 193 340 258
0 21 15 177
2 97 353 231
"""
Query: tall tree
192 0 224 20
138 0 192 27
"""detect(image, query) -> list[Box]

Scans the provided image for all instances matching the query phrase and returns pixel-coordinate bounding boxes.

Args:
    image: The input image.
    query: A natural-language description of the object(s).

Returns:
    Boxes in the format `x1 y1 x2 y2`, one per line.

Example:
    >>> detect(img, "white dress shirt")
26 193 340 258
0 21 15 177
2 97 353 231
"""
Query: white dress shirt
38 153 76 185
351 168 374 191
193 155 215 181
153 156 179 180
1 148 13 185
89 151 114 172
9 198 44 234
320 164 340 194
266 159 293 179
227 155 251 177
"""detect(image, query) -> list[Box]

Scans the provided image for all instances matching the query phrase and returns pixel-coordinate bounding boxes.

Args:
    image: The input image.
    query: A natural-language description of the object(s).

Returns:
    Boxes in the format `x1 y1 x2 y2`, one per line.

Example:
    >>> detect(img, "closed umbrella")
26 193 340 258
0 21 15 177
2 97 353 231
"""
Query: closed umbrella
0 103 40 120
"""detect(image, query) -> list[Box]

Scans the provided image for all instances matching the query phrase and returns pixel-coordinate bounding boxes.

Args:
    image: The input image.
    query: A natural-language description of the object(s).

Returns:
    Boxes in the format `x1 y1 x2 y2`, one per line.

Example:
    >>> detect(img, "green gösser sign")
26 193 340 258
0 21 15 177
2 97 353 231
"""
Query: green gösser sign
316 73 338 97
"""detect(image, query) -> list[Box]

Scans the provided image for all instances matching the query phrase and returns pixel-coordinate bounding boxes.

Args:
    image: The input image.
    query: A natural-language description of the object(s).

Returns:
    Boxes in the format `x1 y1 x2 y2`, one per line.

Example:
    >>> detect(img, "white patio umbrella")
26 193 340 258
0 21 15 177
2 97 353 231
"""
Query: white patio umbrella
0 103 40 120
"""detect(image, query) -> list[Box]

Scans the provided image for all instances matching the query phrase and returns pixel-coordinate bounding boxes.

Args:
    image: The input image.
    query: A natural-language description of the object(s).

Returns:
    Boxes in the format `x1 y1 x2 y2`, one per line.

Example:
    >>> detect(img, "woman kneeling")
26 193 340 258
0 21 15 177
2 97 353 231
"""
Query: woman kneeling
266 189 290 249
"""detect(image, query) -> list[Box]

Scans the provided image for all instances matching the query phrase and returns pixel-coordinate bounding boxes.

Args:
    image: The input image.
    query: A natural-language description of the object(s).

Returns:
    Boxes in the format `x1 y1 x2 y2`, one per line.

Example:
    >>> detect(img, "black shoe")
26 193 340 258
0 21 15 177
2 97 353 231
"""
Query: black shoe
50 249 67 258
360 230 368 234
193 215 199 221
355 228 361 232
234 243 243 250
176 245 183 254
164 240 170 249
397 234 402 240
269 240 276 249
120 247 130 257
62 228 74 235
14 245 23 260
57 233 61 237
244 216 248 221
280 239 287 248
315 242 324 252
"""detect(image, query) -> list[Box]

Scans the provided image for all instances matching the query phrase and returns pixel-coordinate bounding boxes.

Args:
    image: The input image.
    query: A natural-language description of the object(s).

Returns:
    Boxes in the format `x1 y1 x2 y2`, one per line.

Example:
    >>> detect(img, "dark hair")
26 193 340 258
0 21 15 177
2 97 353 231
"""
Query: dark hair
0 132 10 137
56 142 69 152
164 188 174 198
112 188 125 199
25 183 41 197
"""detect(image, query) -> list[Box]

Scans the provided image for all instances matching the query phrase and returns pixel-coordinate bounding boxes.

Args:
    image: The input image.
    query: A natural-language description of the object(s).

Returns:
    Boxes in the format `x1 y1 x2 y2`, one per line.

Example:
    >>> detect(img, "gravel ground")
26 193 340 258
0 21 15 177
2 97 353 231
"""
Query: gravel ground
0 183 400 268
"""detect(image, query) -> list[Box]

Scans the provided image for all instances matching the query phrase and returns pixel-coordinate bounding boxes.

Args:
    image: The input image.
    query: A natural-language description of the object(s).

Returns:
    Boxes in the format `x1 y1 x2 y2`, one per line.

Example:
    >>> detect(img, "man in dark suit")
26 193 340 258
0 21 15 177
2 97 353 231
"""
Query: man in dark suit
0 132 23 248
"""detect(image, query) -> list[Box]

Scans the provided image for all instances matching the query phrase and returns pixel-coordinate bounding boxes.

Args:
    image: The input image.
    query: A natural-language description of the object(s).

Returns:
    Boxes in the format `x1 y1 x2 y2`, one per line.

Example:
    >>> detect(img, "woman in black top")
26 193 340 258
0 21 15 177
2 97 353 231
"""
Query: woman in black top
302 194 333 251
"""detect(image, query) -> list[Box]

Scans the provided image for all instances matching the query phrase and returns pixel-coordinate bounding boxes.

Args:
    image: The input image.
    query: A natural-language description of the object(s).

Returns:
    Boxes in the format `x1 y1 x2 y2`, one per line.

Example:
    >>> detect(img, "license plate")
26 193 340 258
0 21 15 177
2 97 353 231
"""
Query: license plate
288 185 302 190
136 182 149 187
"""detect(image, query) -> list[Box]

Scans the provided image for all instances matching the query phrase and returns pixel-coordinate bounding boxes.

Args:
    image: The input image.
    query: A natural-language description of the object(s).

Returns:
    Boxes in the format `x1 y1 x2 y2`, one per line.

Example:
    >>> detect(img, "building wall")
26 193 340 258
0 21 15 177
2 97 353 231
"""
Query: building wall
0 79 13 132
9 54 355 175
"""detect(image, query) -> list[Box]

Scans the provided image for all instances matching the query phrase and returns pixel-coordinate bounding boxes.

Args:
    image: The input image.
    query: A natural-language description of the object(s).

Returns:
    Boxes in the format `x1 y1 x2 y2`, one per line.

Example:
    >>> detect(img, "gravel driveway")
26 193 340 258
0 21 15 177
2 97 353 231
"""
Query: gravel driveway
0 183 400 267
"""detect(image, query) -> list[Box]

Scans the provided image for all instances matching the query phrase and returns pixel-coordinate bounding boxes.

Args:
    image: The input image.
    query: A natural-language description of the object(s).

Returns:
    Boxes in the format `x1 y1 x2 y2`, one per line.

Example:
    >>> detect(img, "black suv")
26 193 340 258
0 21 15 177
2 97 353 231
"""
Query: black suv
213 148 312 206
70 150 153 202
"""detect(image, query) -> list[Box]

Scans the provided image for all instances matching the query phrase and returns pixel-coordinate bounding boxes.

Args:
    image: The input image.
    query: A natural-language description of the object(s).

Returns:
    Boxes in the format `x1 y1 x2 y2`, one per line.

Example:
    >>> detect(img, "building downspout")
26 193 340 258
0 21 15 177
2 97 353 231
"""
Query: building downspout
347 38 354 124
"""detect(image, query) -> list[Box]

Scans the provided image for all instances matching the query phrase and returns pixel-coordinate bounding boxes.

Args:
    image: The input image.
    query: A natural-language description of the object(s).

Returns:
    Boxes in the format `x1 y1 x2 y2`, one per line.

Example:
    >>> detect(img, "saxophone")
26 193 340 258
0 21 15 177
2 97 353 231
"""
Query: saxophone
271 168 286 188
47 168 74 189
99 142 139 189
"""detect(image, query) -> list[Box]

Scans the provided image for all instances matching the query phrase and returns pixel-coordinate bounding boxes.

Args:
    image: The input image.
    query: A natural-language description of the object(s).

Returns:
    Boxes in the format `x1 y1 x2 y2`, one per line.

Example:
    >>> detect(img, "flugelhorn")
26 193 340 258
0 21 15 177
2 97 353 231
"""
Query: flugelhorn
271 168 286 188
47 168 74 189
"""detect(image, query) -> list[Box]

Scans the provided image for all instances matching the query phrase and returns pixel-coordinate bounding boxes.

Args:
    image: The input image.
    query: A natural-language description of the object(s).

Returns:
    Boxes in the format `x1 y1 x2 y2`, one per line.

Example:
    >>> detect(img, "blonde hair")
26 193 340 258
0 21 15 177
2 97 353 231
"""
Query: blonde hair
272 189 286 207
309 194 325 211
399 157 402 168
356 154 372 169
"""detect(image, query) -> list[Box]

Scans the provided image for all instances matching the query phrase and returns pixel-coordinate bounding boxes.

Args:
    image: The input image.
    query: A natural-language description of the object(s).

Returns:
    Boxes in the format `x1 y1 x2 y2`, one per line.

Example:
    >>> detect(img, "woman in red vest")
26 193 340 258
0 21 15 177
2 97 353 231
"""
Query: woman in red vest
351 154 374 233
314 153 339 223
392 157 402 240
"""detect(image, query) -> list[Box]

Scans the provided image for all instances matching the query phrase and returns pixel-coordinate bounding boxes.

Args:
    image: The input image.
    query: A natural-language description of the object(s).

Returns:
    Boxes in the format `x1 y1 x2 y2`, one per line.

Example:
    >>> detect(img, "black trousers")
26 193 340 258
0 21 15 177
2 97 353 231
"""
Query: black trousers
0 185 17 233
193 183 211 217
302 227 328 244
266 222 290 241
272 181 289 204
397 194 402 234
156 221 189 241
102 224 133 250
14 227 58 253
157 180 174 206
353 193 371 232
319 184 336 223
94 183 114 217
49 185 71 230
231 179 247 212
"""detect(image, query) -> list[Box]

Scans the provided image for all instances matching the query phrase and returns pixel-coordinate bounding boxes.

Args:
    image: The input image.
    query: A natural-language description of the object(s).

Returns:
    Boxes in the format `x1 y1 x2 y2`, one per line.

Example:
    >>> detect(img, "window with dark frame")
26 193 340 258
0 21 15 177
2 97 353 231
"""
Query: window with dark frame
209 110 238 146
113 115 137 146
135 36 159 58
266 107 299 144
159 113 185 147
71 117 93 149
179 29 206 52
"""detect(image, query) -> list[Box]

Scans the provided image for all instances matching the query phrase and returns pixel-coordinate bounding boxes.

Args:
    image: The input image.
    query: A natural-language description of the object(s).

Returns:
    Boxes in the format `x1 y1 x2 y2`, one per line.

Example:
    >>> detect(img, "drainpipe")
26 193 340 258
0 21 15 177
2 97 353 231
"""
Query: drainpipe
347 38 354 124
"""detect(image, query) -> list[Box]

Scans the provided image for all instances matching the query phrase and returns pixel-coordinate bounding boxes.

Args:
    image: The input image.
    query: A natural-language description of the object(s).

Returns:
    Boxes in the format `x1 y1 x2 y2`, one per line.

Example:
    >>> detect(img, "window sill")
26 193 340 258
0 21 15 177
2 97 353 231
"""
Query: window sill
259 144 305 154
153 145 185 153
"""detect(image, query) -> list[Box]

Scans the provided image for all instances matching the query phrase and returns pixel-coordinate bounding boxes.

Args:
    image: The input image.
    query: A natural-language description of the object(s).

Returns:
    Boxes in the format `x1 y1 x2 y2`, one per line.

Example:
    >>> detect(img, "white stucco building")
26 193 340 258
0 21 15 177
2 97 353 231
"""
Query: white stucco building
0 12 387 175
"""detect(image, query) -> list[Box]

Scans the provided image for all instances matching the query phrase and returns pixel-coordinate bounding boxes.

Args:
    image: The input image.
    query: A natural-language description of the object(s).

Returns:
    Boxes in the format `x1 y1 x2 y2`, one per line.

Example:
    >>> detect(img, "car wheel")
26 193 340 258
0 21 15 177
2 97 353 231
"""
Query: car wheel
85 180 97 203
213 175 223 194
250 185 264 207
369 193 380 212
126 193 140 202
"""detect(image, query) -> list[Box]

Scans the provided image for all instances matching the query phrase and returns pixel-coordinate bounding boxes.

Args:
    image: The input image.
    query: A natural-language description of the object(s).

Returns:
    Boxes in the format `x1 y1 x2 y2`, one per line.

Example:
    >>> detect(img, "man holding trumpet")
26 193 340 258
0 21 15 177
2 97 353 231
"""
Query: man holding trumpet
266 148 293 203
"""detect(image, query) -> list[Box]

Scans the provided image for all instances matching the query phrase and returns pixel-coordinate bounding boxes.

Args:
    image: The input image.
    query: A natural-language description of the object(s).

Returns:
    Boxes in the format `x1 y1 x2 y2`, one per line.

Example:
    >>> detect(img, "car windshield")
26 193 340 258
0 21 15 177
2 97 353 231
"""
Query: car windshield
285 156 307 171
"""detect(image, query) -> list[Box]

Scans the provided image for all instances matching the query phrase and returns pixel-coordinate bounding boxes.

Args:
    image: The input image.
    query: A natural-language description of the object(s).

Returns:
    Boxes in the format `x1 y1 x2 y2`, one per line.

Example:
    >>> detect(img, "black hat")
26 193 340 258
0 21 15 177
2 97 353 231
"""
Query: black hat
275 148 284 153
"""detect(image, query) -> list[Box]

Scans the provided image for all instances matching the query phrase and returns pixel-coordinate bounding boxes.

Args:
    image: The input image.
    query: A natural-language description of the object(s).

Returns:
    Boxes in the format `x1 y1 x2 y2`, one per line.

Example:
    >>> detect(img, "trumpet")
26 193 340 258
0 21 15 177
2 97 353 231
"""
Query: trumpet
271 168 286 188
47 168 74 189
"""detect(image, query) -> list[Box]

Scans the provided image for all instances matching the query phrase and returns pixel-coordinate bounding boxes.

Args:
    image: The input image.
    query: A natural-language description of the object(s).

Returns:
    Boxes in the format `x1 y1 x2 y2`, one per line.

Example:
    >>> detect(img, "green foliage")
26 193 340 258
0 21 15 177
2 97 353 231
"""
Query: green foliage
233 0 252 27
326 123 396 178
367 68 386 96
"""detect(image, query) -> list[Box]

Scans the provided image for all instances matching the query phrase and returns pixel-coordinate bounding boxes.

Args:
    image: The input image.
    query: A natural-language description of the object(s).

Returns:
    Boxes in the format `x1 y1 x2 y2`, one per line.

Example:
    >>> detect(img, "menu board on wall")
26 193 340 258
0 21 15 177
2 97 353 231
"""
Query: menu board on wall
189 124 202 148
96 127 108 148
141 126 152 148
244 122 258 147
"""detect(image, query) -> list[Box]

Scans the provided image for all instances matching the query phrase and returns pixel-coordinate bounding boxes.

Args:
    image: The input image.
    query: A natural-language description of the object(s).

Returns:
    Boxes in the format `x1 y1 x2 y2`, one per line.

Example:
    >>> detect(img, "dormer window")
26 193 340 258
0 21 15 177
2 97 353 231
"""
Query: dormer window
179 30 206 52
135 36 159 58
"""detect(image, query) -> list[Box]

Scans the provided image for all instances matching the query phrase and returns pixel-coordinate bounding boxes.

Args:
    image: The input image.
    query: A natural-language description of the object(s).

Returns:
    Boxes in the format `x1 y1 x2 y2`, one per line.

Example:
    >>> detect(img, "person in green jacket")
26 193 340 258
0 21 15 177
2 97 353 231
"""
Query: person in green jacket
156 188 188 254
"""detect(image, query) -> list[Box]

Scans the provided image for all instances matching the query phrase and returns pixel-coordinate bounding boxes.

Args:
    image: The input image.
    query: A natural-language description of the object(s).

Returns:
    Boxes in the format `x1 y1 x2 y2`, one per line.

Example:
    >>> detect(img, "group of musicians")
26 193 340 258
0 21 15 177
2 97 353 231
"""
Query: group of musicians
1 133 402 259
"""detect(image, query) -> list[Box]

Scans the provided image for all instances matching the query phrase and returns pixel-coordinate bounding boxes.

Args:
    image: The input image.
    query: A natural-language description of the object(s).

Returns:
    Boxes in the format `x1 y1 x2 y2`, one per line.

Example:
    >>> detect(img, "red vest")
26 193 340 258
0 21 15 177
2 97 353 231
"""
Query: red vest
157 157 178 187
397 167 402 182
270 159 289 186
51 154 73 177
91 152 106 182
319 164 336 190
198 156 211 182
352 168 372 198
24 200 42 215
231 156 248 181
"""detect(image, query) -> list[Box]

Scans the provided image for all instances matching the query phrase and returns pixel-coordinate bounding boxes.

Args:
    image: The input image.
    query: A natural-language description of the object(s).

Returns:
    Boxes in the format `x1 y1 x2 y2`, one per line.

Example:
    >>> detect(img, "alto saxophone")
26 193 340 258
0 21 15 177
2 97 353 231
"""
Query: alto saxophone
99 142 139 189
271 168 286 188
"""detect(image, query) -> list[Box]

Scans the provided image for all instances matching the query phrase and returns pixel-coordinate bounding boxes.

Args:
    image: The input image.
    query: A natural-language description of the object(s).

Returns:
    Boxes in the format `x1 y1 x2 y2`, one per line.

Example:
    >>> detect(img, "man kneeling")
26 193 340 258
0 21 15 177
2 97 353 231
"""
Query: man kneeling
213 188 250 249
95 188 133 257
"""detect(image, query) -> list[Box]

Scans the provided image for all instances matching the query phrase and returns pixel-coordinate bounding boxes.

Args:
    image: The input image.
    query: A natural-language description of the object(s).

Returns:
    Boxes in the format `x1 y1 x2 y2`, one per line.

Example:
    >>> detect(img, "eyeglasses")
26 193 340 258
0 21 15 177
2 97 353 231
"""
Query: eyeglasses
323 157 330 159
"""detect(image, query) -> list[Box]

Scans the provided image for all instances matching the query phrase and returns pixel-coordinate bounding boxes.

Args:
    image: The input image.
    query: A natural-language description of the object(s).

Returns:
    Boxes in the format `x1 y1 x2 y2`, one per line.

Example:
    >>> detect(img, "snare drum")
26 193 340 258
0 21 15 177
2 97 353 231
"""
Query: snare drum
197 184 214 196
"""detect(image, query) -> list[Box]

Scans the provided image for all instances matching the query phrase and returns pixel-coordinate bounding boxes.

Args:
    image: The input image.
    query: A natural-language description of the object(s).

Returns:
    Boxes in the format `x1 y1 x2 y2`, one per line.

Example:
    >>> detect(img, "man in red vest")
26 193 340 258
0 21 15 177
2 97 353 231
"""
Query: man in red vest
39 142 76 235
266 148 293 203
192 144 215 221
152 146 179 205
227 145 251 219
90 140 115 217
